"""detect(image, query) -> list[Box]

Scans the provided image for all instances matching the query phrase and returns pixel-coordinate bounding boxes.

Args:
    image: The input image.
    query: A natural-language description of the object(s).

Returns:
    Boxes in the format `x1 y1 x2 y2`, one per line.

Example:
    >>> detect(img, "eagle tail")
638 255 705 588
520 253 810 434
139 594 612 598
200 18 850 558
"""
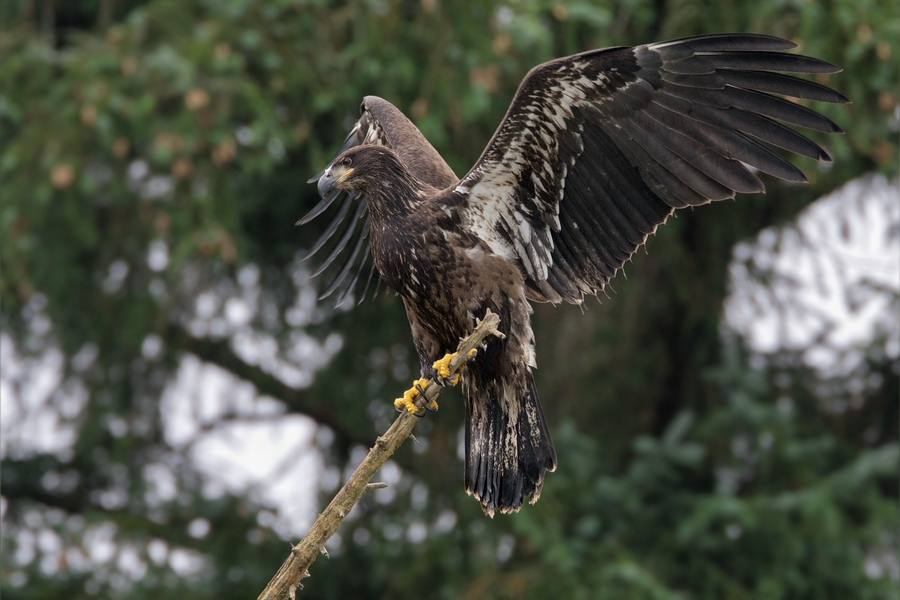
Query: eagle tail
464 370 557 516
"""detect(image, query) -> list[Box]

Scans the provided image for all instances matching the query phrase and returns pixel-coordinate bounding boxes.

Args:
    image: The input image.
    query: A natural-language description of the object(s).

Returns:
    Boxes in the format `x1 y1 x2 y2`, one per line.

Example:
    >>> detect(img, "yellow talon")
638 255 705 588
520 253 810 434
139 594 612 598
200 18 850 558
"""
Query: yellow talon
394 377 430 415
432 353 456 380
432 348 477 386
397 347 482 415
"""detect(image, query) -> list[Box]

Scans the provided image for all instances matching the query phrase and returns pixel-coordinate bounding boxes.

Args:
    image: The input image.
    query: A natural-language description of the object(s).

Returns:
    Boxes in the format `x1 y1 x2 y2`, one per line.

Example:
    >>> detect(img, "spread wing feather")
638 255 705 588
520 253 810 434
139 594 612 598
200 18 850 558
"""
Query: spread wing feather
303 96 459 304
456 33 847 304
310 200 368 279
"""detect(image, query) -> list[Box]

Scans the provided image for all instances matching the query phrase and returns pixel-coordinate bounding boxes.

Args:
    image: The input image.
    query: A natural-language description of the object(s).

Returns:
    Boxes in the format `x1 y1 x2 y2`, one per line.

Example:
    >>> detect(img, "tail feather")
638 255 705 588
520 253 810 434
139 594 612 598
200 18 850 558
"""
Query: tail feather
464 370 556 516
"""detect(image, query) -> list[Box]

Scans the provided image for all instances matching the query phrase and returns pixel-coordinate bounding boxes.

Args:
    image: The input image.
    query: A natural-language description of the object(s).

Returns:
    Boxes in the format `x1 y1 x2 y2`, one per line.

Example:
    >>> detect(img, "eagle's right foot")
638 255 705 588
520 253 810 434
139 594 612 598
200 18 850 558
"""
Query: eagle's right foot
432 348 477 386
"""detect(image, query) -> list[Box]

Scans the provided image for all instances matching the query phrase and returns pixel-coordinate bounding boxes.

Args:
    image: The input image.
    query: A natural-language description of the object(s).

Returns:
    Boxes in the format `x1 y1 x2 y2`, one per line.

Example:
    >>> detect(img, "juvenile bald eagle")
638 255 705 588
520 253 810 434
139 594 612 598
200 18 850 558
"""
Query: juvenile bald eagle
305 34 846 516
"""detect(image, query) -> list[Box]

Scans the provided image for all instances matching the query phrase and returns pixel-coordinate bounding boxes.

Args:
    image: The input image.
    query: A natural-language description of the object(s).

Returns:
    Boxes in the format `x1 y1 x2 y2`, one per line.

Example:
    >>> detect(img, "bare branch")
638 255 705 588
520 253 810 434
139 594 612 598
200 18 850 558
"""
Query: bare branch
256 310 502 600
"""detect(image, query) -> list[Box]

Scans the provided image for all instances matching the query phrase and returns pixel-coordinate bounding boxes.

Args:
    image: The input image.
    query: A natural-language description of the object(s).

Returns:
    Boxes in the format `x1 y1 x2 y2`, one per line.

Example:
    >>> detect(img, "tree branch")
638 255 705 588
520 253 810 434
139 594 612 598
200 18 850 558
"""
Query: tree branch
256 310 503 600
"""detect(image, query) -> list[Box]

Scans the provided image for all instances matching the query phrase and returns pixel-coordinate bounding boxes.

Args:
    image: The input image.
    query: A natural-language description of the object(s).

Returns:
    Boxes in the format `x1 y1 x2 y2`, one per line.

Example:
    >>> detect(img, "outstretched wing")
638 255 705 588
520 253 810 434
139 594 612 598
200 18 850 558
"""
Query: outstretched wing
303 96 459 304
456 34 848 304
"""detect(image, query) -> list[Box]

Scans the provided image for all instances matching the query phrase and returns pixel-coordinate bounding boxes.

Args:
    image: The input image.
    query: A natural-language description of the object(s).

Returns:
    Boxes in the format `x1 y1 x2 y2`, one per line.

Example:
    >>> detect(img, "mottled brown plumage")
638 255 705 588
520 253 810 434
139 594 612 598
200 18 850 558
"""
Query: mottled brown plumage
307 34 847 516
318 146 556 513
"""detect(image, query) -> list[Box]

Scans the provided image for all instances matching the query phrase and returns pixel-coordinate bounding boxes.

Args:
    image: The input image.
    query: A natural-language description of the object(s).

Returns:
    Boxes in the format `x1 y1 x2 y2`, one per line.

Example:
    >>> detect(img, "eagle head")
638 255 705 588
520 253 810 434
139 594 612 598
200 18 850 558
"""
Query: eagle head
317 145 390 197
316 145 422 208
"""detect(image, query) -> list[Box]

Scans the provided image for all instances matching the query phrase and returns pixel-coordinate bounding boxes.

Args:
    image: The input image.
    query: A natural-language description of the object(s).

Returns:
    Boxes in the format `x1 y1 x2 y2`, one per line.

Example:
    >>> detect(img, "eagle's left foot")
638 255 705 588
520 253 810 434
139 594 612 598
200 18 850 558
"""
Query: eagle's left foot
432 348 477 386
394 377 435 416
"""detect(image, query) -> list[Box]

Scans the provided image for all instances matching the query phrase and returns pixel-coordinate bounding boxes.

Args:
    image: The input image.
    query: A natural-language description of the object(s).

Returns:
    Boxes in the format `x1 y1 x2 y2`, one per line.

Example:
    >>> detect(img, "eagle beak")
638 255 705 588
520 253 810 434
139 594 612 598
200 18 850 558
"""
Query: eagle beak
316 170 335 198
316 167 353 199
299 165 354 226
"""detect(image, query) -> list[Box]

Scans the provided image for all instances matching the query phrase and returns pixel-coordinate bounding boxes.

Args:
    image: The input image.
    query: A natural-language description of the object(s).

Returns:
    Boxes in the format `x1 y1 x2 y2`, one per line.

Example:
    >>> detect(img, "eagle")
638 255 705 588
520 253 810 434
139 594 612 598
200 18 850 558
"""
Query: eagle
304 34 846 516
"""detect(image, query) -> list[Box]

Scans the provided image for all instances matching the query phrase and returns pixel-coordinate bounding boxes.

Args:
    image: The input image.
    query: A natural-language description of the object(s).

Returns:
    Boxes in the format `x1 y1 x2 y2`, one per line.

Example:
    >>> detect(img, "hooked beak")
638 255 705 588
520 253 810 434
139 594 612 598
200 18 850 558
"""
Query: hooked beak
297 164 355 227
316 166 353 199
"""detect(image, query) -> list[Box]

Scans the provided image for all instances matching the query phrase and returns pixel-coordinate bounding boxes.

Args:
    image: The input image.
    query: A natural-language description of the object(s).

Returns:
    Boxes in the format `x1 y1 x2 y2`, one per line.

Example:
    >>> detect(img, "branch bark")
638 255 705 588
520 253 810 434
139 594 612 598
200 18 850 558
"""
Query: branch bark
256 310 503 600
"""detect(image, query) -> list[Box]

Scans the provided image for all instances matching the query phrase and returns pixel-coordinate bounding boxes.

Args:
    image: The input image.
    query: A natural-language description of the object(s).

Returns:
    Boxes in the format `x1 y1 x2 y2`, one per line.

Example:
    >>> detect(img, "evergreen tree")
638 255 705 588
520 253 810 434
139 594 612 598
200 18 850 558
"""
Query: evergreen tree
1 1 896 598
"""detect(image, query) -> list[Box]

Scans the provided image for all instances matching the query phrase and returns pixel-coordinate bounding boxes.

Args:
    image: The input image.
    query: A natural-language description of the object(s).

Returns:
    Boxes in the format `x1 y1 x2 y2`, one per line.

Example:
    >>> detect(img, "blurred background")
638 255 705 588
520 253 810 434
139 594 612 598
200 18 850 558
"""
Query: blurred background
1 1 898 598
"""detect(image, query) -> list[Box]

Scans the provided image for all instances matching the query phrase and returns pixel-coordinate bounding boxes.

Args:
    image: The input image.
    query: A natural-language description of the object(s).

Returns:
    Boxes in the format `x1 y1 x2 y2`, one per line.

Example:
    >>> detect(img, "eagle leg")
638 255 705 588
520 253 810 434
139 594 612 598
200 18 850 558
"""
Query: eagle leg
394 377 433 416
432 349 478 387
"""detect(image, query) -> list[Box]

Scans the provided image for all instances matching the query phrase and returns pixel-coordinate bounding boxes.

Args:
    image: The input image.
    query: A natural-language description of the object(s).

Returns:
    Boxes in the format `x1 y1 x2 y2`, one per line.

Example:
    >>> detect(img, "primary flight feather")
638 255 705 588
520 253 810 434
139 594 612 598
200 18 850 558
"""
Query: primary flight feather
305 33 847 516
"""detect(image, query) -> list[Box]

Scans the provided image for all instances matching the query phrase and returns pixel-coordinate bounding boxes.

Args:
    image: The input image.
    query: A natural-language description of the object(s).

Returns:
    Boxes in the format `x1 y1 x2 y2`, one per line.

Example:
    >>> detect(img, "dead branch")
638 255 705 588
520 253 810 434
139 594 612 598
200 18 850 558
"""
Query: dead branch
257 310 503 600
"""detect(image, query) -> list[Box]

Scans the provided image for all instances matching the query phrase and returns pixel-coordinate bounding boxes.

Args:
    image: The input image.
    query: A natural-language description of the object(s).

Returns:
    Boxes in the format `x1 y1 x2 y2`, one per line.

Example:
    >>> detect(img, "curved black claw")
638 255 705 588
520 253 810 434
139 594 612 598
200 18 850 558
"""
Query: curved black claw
395 403 425 417
414 382 438 413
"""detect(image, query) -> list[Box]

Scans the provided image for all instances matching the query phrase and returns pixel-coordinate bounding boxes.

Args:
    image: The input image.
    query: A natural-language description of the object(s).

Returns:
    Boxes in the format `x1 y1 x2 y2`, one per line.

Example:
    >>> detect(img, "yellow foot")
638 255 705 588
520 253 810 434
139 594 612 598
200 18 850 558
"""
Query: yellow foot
432 348 477 386
432 353 457 385
394 377 435 416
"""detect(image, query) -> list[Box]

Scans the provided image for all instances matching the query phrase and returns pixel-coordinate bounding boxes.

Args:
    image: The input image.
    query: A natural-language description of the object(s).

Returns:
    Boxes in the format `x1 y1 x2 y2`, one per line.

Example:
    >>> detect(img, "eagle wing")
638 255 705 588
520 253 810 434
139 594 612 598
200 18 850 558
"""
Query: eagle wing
455 34 848 304
303 96 459 303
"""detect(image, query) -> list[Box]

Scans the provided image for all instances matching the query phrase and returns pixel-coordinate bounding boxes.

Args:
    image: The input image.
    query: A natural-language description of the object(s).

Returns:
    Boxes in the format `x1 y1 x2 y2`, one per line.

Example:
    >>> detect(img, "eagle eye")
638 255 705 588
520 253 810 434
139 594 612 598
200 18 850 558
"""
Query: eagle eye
340 156 353 168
